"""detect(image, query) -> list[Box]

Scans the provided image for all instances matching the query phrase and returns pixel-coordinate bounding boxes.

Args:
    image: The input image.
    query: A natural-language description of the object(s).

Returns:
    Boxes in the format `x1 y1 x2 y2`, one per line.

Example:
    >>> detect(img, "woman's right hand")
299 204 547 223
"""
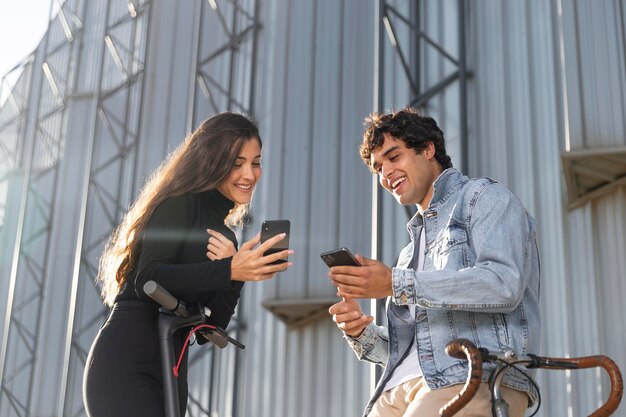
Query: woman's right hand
230 232 293 282
206 229 237 260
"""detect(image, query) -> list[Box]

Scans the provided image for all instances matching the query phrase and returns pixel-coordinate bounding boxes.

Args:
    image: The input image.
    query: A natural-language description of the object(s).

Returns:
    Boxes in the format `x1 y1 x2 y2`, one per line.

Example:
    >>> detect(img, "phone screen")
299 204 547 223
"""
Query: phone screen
260 220 290 264
320 248 360 268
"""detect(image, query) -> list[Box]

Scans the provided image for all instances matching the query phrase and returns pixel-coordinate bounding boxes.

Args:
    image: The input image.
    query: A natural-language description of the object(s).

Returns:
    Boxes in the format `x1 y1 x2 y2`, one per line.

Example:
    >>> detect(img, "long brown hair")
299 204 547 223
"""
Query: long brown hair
98 112 261 306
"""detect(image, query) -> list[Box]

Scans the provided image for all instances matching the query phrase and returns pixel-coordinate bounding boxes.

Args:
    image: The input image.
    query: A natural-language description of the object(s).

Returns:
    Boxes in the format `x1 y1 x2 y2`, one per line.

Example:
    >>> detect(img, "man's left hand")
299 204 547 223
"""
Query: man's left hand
328 255 392 299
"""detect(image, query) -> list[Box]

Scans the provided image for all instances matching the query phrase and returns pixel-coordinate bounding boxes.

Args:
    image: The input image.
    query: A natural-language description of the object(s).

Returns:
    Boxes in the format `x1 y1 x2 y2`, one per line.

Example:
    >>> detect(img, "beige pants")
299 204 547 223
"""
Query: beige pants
369 377 528 417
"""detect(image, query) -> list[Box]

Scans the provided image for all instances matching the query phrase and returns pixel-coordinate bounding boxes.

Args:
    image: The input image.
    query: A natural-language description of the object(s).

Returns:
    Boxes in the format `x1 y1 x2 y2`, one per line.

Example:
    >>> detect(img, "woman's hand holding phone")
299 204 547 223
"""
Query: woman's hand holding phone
260 220 290 264
230 232 293 282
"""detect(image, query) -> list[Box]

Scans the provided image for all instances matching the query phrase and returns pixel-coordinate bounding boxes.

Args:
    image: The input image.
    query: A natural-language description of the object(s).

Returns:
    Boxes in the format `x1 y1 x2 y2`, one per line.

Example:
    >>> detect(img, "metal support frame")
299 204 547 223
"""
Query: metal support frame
191 0 261 123
0 57 33 230
59 1 153 416
372 0 470 381
0 1 156 416
1 1 260 416
0 1 83 415
377 0 469 172
186 1 260 415
0 57 36 417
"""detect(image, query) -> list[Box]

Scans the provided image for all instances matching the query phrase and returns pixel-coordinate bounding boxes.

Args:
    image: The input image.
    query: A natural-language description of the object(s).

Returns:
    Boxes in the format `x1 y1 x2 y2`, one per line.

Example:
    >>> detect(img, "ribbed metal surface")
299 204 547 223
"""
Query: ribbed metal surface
0 1 625 417
233 1 374 415
558 1 626 415
469 1 626 416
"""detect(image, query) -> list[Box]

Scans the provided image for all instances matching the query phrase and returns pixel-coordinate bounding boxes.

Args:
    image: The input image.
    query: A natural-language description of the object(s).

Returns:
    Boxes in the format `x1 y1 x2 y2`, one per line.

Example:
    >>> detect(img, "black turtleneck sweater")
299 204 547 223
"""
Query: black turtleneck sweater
115 189 243 329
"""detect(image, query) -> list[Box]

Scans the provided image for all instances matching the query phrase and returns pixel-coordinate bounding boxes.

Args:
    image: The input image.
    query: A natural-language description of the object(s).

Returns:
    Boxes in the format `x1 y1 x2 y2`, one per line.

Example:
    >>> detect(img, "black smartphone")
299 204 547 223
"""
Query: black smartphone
320 247 361 268
260 220 290 264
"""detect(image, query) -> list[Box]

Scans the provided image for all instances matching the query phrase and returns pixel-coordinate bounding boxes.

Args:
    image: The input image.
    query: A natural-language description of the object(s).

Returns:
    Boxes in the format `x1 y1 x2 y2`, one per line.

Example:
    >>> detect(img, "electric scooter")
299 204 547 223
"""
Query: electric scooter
143 280 244 417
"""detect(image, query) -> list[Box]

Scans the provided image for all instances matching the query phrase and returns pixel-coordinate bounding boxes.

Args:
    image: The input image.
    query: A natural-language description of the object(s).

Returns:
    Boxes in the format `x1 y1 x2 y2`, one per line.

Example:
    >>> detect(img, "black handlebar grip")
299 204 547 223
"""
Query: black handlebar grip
201 331 228 349
143 281 188 317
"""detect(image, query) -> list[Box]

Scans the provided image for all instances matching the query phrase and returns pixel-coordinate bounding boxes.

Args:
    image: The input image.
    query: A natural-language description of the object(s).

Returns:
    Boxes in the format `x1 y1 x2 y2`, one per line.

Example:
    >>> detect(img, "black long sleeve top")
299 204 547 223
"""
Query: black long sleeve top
115 189 244 329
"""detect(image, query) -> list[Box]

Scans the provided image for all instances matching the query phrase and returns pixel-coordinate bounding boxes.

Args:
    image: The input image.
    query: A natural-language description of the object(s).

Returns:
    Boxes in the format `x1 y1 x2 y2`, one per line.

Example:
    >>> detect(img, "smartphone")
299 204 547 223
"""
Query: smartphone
260 220 290 264
320 247 361 268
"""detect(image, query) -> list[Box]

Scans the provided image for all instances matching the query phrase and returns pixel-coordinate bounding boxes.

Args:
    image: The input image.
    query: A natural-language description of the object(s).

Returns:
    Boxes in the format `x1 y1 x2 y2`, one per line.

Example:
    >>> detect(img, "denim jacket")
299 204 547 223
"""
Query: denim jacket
346 168 541 414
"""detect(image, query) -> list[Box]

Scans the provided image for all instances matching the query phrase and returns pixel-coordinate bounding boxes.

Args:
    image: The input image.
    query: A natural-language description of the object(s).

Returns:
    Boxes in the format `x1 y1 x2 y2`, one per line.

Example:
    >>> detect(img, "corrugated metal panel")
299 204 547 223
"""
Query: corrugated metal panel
560 1 626 415
1 0 625 416
0 0 84 413
470 1 626 416
236 1 375 416
470 0 576 415
0 50 39 417
562 1 626 149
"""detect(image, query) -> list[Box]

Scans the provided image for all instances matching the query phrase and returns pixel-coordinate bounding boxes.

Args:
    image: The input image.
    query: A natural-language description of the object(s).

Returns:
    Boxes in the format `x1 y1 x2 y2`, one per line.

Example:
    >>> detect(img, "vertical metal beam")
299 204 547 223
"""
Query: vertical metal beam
373 0 470 396
371 0 386 391
57 1 153 415
226 0 238 111
232 1 261 413
0 1 61 415
0 97 37 417
188 1 261 415
375 0 470 223
186 1 203 134
56 0 112 413
0 57 38 402
458 0 468 172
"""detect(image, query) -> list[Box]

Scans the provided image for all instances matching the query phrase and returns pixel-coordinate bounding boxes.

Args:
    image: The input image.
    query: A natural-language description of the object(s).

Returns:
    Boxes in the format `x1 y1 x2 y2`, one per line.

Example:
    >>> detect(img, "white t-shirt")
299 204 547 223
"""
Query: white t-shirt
383 228 425 391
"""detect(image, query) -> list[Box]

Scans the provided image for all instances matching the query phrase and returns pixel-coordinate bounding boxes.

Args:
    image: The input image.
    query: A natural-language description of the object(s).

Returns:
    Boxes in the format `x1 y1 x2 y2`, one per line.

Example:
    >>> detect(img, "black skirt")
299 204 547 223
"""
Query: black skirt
83 300 188 417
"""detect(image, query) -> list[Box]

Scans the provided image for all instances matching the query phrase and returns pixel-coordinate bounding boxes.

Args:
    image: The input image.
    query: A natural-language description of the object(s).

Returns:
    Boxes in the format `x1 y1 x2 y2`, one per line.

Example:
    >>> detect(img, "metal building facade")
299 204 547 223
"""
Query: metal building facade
468 2 626 416
0 1 624 417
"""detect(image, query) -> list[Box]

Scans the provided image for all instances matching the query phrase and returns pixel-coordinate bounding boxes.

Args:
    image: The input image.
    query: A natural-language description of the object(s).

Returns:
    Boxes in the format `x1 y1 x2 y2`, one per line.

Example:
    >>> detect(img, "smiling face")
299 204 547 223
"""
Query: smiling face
217 138 262 204
370 134 442 209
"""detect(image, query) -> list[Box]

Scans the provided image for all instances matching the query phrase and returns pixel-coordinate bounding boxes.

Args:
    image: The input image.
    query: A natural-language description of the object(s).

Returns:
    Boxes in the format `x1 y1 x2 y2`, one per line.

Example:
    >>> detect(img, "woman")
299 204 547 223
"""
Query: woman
83 112 291 417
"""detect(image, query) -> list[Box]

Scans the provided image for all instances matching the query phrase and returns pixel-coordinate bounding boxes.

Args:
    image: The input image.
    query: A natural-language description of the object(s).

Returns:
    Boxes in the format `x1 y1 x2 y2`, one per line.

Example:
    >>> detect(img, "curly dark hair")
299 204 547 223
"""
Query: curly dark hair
360 107 452 172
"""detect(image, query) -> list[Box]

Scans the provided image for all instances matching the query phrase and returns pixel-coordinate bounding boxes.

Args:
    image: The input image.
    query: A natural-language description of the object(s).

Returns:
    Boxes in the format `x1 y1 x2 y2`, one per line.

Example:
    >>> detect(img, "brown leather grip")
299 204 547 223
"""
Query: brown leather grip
536 355 623 417
439 338 483 417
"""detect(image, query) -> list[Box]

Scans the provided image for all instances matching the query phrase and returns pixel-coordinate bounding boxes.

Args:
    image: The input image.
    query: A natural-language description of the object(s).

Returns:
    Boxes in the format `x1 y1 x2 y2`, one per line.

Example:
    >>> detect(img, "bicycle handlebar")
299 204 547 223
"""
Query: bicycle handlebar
439 339 484 417
530 354 623 417
441 338 624 417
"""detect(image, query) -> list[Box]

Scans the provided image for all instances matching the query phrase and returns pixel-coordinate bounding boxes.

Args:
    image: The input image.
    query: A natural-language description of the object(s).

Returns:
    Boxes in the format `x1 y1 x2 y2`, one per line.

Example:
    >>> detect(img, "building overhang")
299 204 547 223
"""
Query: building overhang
561 146 626 209
262 297 338 328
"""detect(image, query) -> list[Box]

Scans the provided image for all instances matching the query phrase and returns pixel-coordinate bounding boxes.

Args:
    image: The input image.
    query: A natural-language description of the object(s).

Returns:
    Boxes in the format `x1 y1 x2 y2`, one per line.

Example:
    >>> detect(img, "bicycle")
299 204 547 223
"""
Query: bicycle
143 280 245 417
439 338 624 417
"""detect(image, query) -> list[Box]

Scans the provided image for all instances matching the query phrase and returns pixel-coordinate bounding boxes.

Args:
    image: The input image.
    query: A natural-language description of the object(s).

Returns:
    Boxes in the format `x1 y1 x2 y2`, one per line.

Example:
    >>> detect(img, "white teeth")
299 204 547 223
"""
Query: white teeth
236 184 252 190
391 177 406 189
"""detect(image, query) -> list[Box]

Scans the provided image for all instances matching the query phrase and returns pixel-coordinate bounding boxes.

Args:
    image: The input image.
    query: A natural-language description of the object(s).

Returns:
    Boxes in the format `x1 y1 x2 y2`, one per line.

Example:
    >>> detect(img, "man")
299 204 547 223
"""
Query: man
328 108 540 417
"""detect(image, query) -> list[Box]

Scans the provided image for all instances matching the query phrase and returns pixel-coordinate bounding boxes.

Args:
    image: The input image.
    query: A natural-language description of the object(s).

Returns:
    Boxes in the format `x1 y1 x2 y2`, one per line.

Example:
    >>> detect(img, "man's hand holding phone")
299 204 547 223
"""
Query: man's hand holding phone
324 250 393 299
